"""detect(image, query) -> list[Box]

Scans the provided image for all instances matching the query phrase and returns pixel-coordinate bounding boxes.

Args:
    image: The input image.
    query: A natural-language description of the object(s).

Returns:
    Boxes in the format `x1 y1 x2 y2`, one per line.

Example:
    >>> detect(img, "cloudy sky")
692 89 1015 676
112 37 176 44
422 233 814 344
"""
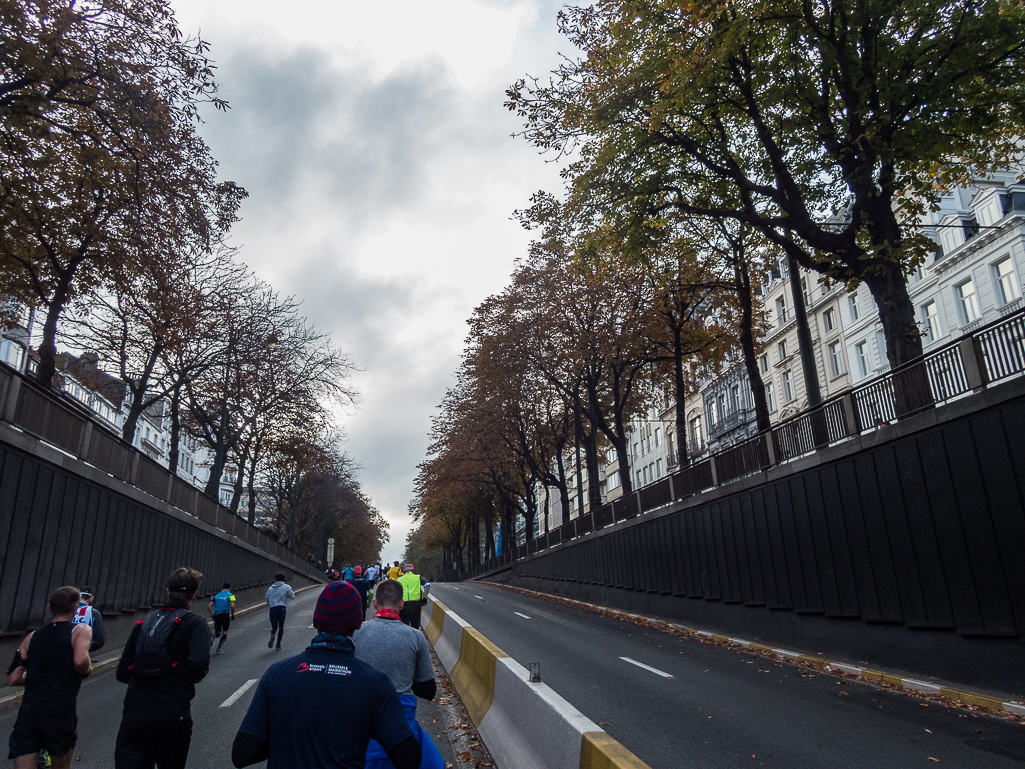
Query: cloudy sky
170 0 569 562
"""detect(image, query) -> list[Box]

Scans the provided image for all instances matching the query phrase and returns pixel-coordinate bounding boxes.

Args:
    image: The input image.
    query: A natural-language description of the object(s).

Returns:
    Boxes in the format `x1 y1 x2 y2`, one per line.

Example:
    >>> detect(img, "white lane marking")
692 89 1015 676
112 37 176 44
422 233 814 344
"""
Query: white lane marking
620 657 674 678
220 679 259 708
475 596 485 600
514 612 531 620
452 587 459 590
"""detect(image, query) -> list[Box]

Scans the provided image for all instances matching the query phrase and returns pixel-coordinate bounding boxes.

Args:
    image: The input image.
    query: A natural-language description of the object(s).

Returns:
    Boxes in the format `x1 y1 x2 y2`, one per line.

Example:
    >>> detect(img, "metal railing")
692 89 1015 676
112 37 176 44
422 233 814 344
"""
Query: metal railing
0 363 321 580
469 307 1025 579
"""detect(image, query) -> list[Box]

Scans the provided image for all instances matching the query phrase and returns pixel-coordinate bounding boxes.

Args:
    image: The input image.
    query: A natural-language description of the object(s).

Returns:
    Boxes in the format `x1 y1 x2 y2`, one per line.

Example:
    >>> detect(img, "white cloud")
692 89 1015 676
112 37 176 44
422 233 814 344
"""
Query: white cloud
170 1 569 561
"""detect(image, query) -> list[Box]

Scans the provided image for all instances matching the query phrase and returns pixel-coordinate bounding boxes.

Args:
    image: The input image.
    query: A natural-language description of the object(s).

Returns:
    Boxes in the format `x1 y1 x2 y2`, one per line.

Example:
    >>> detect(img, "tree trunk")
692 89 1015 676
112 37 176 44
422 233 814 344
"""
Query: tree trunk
736 262 771 431
612 432 632 496
786 253 822 407
246 437 262 525
572 416 585 522
204 401 229 498
583 425 602 512
555 443 570 528
673 326 690 466
523 479 537 541
121 346 164 443
167 384 183 478
484 502 495 560
542 484 550 534
35 287 69 389
862 266 931 417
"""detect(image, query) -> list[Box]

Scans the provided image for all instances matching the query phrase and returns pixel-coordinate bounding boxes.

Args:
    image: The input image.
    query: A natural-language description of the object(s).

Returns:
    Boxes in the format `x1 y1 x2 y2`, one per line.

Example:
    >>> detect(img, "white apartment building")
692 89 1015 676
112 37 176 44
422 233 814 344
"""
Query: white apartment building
520 176 1024 539
676 174 1025 462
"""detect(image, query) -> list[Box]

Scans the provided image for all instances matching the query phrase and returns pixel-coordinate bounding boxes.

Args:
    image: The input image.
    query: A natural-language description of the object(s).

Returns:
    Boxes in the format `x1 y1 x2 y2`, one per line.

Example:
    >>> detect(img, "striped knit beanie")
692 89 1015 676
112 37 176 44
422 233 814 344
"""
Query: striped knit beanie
313 581 364 634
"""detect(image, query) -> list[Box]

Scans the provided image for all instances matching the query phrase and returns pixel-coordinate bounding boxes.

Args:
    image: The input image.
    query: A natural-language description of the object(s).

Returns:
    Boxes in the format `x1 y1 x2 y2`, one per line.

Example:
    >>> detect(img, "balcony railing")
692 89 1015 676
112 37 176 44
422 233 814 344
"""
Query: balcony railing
468 307 1025 579
707 407 754 438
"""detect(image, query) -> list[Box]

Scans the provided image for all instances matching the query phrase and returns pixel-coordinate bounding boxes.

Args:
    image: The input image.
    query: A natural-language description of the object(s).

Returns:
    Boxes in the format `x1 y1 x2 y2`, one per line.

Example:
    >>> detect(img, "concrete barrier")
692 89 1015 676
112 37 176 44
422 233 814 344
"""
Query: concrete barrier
422 595 651 769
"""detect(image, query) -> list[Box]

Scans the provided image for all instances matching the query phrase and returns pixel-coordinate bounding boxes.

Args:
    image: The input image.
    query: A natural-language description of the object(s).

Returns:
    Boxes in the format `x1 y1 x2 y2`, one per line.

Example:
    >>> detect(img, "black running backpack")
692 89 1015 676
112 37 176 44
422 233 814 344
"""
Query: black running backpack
131 608 189 679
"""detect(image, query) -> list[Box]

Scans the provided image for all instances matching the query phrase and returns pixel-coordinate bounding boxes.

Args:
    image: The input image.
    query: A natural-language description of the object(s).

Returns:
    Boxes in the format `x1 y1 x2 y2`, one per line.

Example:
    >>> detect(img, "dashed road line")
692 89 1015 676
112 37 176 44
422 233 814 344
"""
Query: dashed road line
479 582 1025 718
620 657 674 678
220 679 259 708
514 612 531 620
475 595 485 600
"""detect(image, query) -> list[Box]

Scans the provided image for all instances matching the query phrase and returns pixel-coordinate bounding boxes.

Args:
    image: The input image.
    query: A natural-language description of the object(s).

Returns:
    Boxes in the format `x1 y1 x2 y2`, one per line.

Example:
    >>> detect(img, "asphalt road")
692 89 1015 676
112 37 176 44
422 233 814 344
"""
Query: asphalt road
1 588 469 768
431 582 1025 769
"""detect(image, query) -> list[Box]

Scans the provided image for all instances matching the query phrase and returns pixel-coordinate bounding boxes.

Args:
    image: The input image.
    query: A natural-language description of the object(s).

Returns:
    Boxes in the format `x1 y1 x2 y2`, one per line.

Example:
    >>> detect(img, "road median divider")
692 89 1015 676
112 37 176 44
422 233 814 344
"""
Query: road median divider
421 596 652 769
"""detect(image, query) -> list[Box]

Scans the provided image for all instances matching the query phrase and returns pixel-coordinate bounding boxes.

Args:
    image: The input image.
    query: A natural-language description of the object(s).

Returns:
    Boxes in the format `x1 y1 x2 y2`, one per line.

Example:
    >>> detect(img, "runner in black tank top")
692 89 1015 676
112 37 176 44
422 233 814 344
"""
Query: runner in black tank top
7 586 92 769
21 623 82 715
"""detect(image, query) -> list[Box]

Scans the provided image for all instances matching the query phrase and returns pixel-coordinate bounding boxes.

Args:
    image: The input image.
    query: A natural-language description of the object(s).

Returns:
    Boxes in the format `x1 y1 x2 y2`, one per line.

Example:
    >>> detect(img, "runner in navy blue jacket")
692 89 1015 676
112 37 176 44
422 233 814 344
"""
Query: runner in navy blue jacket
232 581 420 769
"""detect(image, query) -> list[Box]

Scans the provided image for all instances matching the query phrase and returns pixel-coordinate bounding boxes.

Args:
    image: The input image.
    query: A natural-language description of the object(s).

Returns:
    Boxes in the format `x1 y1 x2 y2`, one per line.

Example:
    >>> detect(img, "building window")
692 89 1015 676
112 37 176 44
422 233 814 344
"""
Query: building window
855 341 870 378
781 371 795 402
716 393 726 422
828 341 845 377
1000 192 1025 215
801 276 810 306
955 279 981 324
849 292 861 321
607 470 621 490
653 427 661 447
706 398 717 425
962 216 980 241
730 384 740 413
759 354 768 373
993 256 1021 306
689 415 703 451
765 382 775 413
921 300 941 342
823 307 836 333
778 257 789 278
777 339 788 360
655 459 662 478
775 296 789 326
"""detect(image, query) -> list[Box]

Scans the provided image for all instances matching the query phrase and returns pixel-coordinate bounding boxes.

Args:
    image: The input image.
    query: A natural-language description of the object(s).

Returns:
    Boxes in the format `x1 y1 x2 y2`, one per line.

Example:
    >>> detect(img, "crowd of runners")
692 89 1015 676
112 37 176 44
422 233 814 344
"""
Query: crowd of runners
6 561 437 769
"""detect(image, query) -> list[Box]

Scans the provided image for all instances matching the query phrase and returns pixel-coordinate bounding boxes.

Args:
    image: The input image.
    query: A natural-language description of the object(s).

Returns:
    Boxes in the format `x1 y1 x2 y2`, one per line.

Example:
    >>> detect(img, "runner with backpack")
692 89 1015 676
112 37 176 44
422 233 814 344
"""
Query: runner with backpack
114 567 211 769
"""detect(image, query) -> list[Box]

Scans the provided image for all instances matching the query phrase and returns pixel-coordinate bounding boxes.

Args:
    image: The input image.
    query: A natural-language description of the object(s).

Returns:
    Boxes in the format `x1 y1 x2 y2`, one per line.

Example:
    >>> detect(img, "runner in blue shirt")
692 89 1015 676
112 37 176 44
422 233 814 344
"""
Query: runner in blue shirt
207 583 236 654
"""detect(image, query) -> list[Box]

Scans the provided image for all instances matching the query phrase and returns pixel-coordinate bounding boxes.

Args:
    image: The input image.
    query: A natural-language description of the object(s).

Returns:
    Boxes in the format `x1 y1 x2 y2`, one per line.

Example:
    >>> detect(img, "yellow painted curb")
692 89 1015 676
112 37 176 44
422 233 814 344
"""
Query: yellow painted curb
748 643 774 655
940 688 1005 711
424 599 447 645
798 655 828 669
579 731 653 769
450 627 507 726
861 669 904 687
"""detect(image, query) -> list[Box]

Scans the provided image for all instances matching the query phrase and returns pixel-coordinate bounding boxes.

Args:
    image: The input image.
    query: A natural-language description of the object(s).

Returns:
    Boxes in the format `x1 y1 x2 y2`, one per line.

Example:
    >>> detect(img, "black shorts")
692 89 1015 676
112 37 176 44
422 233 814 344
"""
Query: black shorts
8 712 77 759
213 614 231 634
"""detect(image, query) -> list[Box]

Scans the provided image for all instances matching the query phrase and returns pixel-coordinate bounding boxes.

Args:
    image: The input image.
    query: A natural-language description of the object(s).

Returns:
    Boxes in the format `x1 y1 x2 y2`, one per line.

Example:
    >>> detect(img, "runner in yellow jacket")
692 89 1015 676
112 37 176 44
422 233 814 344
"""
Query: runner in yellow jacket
397 566 423 629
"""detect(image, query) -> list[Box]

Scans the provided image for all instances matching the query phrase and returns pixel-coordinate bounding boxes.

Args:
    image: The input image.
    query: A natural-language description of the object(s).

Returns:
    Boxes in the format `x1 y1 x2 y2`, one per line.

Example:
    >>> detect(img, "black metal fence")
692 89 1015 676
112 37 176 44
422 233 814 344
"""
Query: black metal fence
471 307 1025 578
0 363 322 584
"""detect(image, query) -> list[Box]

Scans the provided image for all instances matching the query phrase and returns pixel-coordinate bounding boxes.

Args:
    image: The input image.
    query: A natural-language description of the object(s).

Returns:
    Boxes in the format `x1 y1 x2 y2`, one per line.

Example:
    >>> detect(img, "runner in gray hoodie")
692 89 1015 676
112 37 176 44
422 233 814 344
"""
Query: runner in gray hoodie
265 573 295 650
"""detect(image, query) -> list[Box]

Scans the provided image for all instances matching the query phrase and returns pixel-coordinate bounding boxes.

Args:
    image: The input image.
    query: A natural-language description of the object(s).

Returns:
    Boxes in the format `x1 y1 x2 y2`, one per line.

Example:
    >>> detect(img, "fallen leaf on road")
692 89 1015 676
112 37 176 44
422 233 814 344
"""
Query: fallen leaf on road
927 758 940 762
751 755 756 759
924 729 932 734
599 722 609 727
838 691 849 696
